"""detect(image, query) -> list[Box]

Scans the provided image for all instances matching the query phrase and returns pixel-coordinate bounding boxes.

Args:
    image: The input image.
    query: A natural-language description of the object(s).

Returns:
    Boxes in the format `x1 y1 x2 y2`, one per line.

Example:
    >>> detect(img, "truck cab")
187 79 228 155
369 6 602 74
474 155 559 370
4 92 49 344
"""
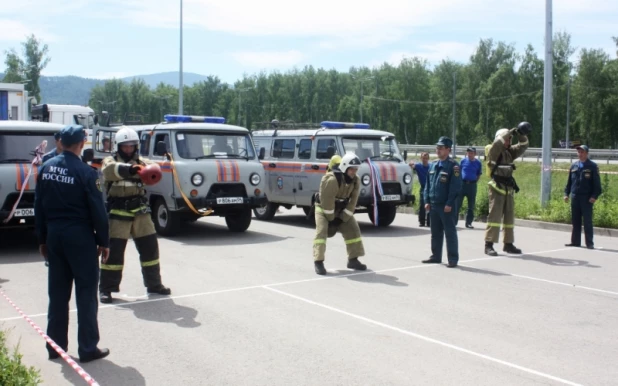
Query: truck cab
92 114 268 236
251 120 415 227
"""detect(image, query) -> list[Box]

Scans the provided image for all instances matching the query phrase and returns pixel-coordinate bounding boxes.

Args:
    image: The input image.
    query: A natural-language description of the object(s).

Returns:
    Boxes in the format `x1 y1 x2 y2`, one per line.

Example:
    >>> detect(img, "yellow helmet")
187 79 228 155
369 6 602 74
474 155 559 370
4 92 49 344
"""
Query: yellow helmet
327 154 342 172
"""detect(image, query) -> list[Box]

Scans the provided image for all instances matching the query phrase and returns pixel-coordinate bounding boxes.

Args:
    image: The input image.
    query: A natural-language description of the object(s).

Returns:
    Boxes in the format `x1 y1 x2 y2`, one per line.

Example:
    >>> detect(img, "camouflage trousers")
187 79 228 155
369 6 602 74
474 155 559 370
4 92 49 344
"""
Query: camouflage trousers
99 213 163 292
313 210 365 262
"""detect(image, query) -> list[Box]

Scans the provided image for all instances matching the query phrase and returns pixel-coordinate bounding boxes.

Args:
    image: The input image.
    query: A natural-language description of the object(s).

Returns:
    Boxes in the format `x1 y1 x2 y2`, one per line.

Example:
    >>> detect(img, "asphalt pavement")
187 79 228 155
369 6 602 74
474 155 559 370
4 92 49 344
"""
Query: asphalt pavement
1 208 617 386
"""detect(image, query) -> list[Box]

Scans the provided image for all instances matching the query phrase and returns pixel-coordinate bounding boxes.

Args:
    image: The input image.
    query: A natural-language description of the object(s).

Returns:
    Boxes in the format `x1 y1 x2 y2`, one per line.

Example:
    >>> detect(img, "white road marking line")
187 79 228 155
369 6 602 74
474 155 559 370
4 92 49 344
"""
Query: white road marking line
263 286 583 386
0 247 578 322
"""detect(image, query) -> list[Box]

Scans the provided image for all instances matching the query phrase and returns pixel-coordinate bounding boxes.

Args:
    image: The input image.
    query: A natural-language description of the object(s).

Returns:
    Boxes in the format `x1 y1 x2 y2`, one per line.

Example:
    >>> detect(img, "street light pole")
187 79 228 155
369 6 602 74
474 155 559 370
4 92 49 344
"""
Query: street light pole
178 0 184 115
541 0 553 207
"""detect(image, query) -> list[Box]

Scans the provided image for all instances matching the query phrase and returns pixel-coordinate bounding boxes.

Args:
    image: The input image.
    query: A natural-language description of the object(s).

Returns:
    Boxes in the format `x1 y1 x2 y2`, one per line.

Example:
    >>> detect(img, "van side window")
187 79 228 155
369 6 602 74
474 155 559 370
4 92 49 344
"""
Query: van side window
272 139 295 159
154 133 170 156
316 139 337 159
298 139 312 159
140 133 151 156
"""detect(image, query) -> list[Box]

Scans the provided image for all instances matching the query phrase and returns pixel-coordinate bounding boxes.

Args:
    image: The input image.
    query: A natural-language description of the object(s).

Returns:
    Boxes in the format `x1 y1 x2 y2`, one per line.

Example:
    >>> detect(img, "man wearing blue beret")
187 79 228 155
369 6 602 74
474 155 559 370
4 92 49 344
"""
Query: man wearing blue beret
34 124 111 363
422 136 462 268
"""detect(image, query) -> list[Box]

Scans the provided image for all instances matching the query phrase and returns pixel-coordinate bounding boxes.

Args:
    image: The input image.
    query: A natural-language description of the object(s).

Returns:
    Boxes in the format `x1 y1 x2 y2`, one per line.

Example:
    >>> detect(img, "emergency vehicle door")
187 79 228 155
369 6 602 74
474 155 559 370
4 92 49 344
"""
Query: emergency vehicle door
148 130 173 199
267 137 296 204
294 138 314 207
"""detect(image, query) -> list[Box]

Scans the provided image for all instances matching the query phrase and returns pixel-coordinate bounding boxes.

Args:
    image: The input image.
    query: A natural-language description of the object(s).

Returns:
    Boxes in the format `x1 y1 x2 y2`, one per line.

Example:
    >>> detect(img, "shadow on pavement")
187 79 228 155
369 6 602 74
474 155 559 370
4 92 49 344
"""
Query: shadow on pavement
115 298 201 328
332 270 409 287
0 230 44 265
457 266 511 276
164 221 290 247
509 254 601 268
60 357 146 386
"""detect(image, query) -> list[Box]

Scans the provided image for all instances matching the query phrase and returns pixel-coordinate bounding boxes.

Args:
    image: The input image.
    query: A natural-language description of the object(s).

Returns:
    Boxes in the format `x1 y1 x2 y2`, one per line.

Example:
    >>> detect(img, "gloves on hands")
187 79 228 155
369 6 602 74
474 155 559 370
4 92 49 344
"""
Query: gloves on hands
330 218 343 227
129 165 141 175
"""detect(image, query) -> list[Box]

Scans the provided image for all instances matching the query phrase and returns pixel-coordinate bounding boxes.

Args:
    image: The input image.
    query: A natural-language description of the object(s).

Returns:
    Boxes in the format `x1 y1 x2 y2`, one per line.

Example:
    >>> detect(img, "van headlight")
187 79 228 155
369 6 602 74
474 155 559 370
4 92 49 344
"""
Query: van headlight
250 173 261 186
191 173 204 186
403 173 412 184
361 174 370 186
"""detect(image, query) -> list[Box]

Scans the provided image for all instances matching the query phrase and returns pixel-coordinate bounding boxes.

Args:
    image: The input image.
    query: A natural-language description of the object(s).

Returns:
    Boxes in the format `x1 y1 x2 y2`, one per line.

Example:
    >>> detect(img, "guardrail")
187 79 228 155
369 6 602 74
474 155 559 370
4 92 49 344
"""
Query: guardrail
398 145 618 164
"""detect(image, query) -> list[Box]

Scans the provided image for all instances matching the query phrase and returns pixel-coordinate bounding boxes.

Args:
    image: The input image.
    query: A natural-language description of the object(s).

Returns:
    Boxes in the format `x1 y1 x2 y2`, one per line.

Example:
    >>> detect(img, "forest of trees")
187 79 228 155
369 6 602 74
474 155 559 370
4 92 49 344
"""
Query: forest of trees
4 32 618 149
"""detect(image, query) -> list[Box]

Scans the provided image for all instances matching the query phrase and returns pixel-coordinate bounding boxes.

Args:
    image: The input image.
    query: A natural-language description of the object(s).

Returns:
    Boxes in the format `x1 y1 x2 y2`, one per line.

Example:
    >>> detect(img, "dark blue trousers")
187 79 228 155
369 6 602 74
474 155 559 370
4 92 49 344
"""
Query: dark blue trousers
418 188 429 226
46 224 100 357
429 203 459 264
457 182 477 225
570 195 594 247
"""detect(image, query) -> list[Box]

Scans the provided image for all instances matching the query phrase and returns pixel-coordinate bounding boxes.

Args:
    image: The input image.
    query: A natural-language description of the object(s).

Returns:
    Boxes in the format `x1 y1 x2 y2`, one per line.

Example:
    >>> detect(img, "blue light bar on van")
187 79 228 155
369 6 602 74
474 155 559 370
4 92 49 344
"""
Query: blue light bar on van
320 121 370 129
164 114 226 124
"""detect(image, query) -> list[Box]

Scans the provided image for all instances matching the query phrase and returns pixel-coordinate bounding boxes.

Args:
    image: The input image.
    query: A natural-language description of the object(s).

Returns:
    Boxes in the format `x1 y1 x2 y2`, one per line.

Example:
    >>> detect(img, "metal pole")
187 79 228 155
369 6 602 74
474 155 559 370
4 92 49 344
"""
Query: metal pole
541 0 553 207
178 0 183 115
566 77 571 149
238 91 241 125
452 71 457 156
360 81 363 123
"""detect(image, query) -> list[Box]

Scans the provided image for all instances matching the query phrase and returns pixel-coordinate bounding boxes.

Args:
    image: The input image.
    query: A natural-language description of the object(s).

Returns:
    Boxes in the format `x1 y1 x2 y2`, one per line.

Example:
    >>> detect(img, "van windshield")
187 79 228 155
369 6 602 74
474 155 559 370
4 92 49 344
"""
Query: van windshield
341 136 402 161
0 132 57 163
174 132 256 159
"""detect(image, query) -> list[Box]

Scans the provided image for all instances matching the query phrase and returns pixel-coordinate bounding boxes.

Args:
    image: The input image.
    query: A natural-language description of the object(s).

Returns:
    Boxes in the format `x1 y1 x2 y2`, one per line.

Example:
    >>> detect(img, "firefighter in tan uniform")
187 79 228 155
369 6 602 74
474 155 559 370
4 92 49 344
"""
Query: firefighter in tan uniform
313 153 366 275
99 127 171 303
484 122 531 256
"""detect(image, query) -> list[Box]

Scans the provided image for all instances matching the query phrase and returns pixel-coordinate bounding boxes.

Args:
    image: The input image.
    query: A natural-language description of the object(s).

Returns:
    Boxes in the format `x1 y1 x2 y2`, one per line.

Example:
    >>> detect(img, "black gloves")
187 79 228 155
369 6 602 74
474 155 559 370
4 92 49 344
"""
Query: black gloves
330 218 343 227
516 122 532 136
129 165 141 175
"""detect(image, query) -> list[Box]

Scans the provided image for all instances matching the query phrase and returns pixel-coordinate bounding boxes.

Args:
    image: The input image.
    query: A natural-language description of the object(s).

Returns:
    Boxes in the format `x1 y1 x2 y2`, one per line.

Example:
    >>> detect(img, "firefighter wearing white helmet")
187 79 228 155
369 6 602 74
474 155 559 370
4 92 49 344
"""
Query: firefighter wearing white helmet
99 126 171 303
312 152 366 275
484 122 531 256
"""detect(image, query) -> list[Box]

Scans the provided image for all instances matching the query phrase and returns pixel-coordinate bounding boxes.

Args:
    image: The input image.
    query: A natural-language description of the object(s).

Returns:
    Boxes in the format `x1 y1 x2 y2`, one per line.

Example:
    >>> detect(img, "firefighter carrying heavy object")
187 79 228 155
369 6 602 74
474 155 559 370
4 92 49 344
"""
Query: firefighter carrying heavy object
484 122 531 256
99 127 171 303
313 152 366 275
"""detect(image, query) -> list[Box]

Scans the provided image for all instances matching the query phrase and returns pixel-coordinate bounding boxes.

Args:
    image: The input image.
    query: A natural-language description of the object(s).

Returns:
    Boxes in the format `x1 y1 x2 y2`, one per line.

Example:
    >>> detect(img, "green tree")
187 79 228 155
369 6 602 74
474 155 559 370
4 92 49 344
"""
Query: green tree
21 34 51 103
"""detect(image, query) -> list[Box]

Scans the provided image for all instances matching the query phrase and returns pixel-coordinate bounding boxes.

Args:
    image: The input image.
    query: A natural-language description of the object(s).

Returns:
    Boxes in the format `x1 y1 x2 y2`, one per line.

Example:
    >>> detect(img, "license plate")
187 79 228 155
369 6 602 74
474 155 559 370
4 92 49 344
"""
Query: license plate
381 195 401 202
15 208 35 217
216 197 244 204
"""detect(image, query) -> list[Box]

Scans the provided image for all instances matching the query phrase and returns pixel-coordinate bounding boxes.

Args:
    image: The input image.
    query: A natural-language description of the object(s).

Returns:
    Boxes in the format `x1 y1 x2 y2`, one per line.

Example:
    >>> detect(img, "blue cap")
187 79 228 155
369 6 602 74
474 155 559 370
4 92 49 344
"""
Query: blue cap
436 136 453 148
60 125 86 146
53 132 61 140
576 144 589 152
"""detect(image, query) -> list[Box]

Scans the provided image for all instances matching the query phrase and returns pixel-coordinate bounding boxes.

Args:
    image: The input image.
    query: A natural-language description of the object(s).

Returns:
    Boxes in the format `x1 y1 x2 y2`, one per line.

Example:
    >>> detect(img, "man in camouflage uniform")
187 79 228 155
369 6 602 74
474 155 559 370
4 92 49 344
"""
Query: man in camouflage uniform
313 152 366 275
99 127 171 303
484 122 531 256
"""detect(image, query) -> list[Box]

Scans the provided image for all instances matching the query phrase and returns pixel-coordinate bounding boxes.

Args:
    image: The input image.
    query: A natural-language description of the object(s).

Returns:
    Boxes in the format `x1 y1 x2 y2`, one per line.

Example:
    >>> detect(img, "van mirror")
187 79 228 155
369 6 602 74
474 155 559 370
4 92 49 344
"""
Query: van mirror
258 147 265 160
403 150 408 161
156 141 169 159
94 115 99 126
82 148 94 163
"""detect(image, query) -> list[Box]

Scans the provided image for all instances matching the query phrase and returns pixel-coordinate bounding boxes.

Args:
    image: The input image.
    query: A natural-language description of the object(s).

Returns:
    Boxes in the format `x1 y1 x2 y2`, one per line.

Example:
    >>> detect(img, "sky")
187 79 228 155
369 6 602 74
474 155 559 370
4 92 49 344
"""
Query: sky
1 0 617 85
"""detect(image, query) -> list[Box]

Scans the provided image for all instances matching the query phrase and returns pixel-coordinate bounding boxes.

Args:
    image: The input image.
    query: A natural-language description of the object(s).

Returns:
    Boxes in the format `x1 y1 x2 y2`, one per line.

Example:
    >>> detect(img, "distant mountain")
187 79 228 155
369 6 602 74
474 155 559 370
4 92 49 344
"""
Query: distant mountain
0 71 210 105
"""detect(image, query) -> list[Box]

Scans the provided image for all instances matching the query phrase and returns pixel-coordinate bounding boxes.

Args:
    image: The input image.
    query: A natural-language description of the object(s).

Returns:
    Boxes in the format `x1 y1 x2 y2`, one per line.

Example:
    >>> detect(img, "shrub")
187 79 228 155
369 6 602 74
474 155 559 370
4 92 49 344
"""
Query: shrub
0 329 42 386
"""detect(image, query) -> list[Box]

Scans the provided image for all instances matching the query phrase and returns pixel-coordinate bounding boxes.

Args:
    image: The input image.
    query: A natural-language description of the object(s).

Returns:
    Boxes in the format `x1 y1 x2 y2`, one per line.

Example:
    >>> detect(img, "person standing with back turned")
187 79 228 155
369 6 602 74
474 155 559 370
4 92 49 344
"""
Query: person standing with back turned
34 124 111 363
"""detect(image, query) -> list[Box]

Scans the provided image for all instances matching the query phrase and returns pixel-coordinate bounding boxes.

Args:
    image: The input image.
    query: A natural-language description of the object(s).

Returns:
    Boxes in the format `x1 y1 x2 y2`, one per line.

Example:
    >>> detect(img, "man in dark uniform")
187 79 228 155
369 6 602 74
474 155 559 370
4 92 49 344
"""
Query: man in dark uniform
409 152 430 227
457 147 482 228
34 124 110 363
422 137 462 268
42 132 62 164
564 145 602 249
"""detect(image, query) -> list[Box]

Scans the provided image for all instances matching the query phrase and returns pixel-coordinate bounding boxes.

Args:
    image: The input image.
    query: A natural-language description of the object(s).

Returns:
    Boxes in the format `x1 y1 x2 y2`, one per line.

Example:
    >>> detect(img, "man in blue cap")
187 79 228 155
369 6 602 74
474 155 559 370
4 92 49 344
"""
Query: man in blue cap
41 131 63 164
457 146 482 228
564 144 602 249
422 136 462 267
34 124 111 363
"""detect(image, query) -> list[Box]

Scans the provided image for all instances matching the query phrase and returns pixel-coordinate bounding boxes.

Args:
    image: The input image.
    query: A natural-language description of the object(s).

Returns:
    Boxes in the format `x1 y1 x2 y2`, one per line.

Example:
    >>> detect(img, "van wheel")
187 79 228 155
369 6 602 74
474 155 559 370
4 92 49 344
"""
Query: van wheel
367 204 397 227
226 208 252 232
253 202 278 221
153 198 180 236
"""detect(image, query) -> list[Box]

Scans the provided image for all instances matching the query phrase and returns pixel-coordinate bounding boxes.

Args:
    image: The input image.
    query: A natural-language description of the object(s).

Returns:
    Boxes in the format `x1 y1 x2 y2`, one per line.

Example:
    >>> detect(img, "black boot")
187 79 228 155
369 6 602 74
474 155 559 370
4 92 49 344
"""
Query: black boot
485 242 498 256
347 257 367 271
79 348 110 363
147 285 171 295
503 243 522 254
100 292 112 304
314 261 326 275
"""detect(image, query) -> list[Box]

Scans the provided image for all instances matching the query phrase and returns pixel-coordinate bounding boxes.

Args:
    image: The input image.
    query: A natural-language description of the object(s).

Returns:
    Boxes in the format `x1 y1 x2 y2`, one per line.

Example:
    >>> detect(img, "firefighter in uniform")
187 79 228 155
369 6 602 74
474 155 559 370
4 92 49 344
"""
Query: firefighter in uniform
422 136 462 267
484 122 531 256
99 127 171 303
313 152 366 275
564 145 602 249
35 124 110 363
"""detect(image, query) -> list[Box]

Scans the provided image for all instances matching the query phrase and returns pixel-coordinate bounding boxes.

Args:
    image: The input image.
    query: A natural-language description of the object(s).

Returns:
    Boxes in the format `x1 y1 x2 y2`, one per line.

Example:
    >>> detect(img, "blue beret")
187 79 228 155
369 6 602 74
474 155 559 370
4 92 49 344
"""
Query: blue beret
60 125 86 146
54 132 61 140
436 136 453 148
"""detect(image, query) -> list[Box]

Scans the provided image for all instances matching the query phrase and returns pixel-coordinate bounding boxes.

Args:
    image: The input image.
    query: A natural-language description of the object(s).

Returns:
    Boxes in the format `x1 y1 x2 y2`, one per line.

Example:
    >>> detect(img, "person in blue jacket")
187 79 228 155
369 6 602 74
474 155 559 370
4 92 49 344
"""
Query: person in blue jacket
34 124 111 363
422 136 463 267
563 145 602 249
41 131 62 164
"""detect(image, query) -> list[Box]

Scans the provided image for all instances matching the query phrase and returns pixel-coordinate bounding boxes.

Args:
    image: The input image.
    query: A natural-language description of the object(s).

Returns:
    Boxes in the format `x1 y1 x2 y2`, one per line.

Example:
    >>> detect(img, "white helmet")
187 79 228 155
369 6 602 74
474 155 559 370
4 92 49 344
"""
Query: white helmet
114 127 140 149
340 152 362 173
495 128 511 140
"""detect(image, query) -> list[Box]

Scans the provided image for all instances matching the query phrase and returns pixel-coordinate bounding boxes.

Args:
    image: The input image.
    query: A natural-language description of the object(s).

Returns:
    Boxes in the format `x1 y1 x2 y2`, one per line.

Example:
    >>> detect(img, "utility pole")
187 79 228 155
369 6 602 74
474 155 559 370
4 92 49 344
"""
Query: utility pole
178 0 183 115
541 0 553 207
566 77 571 149
452 71 457 156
